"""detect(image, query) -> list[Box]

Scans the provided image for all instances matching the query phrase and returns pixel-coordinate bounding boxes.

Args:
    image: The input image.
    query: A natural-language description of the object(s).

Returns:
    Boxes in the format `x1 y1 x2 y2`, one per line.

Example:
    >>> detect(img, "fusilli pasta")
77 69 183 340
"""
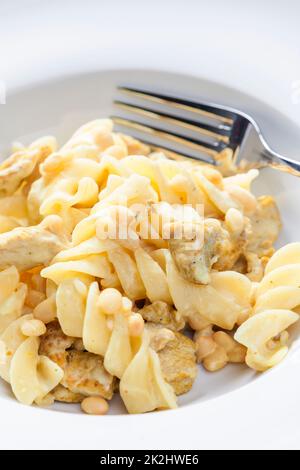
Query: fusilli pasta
235 243 300 370
0 118 298 414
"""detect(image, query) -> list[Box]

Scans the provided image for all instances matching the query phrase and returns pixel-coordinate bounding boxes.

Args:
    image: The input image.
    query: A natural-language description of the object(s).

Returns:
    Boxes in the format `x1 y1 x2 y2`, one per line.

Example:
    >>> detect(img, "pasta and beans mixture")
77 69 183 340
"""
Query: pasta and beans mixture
0 118 299 414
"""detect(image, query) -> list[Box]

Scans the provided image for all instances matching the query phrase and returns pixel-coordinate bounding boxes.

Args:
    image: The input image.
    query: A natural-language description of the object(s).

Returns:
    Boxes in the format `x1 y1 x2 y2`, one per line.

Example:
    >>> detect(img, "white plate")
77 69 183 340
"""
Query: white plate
1 0 300 450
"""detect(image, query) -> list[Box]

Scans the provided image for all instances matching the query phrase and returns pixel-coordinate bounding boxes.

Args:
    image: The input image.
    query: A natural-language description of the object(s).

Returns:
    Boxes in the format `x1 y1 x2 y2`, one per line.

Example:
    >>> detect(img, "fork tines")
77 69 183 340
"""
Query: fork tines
112 86 235 165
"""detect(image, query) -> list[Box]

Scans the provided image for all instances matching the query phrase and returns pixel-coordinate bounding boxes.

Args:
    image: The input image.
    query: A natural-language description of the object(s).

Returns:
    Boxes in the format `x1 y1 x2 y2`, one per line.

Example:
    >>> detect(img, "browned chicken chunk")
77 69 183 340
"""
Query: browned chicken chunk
146 322 176 352
0 215 68 271
39 321 115 400
212 219 250 272
61 350 114 400
39 320 75 368
139 301 185 331
146 323 197 395
247 195 281 257
168 220 219 285
51 384 85 403
159 331 197 395
169 219 248 284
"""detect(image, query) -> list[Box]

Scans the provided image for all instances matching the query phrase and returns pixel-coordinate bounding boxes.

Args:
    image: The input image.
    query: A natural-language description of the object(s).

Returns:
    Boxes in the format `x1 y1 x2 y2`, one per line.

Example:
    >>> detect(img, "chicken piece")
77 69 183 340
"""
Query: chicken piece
247 195 281 257
40 321 115 400
212 219 250 272
139 301 185 331
168 219 218 285
0 215 68 272
0 139 55 197
146 322 176 351
61 350 115 400
0 151 38 197
39 320 75 368
169 218 248 284
52 384 85 403
159 331 197 395
146 323 197 395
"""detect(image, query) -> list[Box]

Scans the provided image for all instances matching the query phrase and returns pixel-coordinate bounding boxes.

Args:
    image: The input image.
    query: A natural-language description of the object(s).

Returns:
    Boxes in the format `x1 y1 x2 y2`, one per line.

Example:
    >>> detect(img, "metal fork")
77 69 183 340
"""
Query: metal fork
112 86 300 176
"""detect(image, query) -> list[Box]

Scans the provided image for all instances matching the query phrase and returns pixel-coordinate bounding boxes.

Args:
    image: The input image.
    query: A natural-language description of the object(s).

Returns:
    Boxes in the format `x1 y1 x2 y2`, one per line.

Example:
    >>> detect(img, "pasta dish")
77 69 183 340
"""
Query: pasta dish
0 118 299 415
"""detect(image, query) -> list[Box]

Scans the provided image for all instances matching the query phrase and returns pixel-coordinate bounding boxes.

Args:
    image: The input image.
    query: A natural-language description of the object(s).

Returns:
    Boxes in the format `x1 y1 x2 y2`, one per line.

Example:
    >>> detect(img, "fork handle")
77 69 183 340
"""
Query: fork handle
263 148 300 177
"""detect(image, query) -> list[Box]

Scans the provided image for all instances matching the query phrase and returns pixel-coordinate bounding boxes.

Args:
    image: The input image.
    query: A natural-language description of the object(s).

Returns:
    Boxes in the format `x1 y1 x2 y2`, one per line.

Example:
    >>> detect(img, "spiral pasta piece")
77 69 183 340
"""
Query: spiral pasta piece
234 309 298 371
264 242 300 274
120 330 177 414
10 336 63 405
0 315 63 404
27 120 113 223
235 243 300 370
0 315 32 382
0 266 27 334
